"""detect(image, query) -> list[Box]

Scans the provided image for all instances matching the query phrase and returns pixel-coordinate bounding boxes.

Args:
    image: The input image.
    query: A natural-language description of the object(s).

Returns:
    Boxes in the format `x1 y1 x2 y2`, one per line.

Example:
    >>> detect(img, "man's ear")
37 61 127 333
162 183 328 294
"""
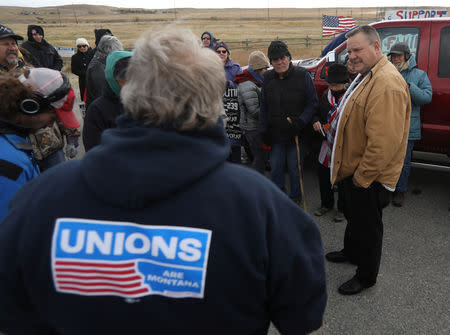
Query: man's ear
373 40 381 53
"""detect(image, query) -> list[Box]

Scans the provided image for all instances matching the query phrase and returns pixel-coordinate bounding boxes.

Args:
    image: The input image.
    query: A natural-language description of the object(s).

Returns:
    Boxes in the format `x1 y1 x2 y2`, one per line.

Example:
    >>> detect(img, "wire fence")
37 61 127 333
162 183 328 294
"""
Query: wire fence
225 36 335 51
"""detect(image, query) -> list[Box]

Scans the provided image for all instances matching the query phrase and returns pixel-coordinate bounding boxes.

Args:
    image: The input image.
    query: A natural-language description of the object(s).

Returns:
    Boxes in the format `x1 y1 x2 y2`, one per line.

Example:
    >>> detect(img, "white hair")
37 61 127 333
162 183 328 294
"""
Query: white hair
97 35 123 56
121 26 226 130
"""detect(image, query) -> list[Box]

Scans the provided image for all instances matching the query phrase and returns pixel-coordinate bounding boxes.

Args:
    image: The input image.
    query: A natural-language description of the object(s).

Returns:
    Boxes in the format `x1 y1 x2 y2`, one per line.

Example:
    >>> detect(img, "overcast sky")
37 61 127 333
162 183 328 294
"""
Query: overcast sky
1 0 449 9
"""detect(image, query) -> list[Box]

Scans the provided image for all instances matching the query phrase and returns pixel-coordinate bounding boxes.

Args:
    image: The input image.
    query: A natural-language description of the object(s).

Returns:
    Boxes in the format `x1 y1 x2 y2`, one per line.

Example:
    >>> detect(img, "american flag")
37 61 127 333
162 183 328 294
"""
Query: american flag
53 259 150 298
322 15 356 37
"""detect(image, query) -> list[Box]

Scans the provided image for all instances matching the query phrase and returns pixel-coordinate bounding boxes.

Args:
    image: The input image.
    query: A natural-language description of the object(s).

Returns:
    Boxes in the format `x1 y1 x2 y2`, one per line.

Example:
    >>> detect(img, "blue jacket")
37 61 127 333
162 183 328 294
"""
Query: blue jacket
399 55 432 140
224 60 242 88
0 114 326 335
0 133 40 222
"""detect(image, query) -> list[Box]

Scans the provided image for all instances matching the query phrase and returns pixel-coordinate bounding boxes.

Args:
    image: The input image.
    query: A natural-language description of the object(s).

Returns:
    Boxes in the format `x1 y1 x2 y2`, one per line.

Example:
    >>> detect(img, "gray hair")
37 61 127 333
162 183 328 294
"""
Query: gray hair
345 25 380 45
97 35 123 55
121 26 226 130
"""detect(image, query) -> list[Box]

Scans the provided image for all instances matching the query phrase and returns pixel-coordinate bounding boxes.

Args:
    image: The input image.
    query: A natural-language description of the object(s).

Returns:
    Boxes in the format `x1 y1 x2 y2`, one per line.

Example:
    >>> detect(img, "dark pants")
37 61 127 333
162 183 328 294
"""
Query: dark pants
244 130 267 174
317 163 344 210
227 145 241 164
342 177 390 285
396 140 415 193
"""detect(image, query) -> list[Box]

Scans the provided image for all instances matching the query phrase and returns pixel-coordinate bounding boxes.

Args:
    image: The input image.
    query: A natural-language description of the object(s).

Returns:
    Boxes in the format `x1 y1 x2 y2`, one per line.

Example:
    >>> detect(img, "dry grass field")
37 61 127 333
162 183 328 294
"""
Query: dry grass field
1 5 447 70
1 5 385 65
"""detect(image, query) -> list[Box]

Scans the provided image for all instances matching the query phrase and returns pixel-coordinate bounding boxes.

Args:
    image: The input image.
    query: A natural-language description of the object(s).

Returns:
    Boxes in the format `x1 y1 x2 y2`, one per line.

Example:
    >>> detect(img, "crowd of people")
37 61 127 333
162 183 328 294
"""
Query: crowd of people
0 22 432 334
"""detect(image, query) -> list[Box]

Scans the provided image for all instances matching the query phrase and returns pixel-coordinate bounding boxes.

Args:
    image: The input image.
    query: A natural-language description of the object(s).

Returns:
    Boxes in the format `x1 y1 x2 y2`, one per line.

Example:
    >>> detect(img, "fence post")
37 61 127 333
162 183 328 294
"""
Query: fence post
305 36 311 48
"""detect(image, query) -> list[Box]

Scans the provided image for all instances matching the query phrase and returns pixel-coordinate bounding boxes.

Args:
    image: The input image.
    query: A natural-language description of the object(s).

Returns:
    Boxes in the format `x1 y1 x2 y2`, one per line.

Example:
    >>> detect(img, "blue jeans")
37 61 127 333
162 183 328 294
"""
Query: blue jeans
38 149 66 172
396 140 414 193
270 142 304 201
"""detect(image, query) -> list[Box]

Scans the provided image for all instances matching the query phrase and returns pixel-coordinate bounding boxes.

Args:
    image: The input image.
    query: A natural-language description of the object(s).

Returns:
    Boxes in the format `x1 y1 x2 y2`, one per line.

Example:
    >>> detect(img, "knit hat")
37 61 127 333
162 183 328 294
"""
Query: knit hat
0 24 23 41
215 41 230 54
326 63 349 84
75 37 89 47
248 51 269 71
18 68 79 129
267 40 291 61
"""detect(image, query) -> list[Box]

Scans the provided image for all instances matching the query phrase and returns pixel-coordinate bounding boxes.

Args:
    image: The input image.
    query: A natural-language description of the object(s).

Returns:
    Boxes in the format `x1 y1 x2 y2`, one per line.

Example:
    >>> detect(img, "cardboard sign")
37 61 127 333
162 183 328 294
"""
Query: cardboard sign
223 86 242 145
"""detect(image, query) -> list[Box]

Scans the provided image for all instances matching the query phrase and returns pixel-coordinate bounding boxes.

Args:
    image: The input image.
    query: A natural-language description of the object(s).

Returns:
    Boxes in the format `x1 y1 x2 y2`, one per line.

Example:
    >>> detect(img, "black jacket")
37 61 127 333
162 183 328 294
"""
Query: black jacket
21 25 63 71
82 84 123 152
85 53 107 107
71 48 94 78
262 63 317 143
71 48 95 97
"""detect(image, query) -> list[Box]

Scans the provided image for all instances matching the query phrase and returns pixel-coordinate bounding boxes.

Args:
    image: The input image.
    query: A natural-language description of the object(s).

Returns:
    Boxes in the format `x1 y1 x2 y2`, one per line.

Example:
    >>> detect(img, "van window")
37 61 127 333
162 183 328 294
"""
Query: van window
334 27 420 64
376 27 420 58
438 26 450 77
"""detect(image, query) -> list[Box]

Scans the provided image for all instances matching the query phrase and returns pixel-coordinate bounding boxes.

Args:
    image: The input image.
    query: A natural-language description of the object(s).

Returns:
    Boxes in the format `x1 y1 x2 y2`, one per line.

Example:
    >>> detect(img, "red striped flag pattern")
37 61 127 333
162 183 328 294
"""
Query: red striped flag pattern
322 15 357 37
53 260 150 297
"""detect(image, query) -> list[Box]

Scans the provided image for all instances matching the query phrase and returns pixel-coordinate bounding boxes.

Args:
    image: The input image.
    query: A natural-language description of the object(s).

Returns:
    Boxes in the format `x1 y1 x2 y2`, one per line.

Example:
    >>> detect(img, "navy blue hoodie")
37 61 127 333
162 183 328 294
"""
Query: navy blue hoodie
0 115 326 335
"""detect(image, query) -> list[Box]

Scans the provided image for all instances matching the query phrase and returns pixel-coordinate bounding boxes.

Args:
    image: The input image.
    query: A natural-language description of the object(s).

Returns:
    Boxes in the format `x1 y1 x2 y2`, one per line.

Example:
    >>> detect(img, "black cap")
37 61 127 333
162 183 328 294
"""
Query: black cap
0 24 23 41
268 40 291 61
388 42 411 57
326 63 349 84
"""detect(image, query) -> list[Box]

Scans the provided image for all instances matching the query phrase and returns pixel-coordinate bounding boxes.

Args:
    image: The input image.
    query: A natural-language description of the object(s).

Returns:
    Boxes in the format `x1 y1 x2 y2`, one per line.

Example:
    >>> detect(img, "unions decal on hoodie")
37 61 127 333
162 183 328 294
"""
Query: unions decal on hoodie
51 218 212 299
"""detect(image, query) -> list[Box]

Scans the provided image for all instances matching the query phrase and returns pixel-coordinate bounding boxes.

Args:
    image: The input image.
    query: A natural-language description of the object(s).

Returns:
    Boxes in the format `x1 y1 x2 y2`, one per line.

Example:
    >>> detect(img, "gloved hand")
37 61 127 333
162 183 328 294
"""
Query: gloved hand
65 144 78 159
66 135 79 148
288 117 306 132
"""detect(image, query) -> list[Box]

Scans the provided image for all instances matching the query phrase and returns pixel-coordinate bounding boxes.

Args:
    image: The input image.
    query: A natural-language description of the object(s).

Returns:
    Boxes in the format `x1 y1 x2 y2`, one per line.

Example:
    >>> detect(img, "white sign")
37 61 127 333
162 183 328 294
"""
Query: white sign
385 9 448 20
56 46 74 58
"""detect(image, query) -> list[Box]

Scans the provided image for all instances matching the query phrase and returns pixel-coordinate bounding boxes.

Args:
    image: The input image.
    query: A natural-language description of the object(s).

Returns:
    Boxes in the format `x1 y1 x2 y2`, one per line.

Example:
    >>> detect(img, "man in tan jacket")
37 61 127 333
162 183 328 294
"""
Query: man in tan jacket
326 25 411 295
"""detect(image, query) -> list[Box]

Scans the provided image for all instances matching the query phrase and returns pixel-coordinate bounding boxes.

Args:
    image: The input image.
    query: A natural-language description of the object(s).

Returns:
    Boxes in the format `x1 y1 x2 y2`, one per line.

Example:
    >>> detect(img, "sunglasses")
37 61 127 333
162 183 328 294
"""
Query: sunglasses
201 37 211 40
216 50 227 54
78 45 88 48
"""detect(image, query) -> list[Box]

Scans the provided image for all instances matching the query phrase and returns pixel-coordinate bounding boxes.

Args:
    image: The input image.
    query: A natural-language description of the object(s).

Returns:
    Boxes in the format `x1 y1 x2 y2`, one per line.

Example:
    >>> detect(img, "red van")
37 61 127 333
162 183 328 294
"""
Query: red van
298 18 450 156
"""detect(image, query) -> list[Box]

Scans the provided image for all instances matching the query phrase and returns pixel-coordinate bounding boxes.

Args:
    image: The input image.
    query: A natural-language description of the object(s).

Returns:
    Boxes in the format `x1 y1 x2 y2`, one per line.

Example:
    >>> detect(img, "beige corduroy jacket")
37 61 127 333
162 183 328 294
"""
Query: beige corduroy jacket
330 56 411 190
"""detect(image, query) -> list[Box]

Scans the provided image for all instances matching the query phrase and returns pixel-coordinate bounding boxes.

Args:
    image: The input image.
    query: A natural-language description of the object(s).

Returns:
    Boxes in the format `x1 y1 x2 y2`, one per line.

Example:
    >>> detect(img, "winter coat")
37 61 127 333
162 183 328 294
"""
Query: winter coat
71 48 95 98
82 84 123 152
85 53 107 107
398 55 432 140
0 124 39 222
331 56 411 189
21 25 63 71
28 121 80 161
235 69 263 132
83 51 131 151
261 63 318 143
0 114 326 335
224 60 241 88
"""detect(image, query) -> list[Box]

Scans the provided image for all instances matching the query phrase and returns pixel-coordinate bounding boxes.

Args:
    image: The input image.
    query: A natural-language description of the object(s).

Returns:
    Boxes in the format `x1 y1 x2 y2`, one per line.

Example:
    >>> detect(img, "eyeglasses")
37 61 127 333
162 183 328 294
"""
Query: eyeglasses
78 45 88 48
202 37 211 40
216 50 227 54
